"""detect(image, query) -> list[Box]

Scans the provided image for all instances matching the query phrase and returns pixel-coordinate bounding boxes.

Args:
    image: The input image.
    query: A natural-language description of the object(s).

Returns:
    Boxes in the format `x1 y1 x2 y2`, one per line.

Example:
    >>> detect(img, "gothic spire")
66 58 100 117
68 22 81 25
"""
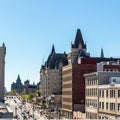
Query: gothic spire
51 44 55 54
100 48 104 58
16 74 21 82
73 29 86 49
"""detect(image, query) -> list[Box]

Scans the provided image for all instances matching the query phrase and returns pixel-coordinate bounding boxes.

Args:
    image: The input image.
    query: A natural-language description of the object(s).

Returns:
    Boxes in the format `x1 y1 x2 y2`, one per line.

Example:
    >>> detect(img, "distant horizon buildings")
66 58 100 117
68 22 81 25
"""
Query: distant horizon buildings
11 74 38 94
11 74 24 94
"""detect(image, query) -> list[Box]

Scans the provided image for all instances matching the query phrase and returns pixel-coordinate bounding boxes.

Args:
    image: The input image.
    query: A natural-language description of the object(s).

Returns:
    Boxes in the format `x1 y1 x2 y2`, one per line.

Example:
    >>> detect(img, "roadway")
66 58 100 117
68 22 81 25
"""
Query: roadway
5 96 47 120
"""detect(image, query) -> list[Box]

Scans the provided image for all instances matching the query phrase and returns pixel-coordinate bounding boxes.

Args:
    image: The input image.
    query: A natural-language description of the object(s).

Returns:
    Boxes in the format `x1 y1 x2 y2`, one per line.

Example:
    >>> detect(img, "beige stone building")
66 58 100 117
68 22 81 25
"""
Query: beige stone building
99 77 120 119
40 45 68 98
84 71 120 119
40 68 62 97
0 43 6 102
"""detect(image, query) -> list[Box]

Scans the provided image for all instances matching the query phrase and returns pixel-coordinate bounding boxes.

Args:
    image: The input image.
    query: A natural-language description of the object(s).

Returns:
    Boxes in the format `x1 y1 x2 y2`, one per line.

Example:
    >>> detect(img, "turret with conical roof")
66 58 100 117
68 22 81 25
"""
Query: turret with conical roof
72 29 86 49
68 29 90 64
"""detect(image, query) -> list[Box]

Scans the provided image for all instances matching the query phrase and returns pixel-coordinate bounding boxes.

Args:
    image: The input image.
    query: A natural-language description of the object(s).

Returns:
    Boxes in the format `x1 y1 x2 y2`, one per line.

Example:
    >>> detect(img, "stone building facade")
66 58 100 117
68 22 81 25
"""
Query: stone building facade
98 77 120 119
84 71 120 119
40 45 68 98
0 43 6 102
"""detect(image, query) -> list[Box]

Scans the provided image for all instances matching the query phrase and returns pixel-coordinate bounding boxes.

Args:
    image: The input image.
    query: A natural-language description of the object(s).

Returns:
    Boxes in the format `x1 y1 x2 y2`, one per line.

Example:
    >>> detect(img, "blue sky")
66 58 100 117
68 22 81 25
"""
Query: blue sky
0 0 120 91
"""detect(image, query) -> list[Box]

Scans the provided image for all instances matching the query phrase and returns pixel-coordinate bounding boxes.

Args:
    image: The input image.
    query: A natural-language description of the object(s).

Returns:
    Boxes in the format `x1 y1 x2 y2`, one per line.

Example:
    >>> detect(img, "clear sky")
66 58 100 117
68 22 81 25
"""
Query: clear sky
0 0 120 91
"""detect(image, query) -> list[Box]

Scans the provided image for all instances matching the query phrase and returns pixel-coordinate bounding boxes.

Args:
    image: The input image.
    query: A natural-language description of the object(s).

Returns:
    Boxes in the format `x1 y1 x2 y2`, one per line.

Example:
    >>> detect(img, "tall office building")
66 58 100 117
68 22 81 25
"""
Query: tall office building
0 43 6 102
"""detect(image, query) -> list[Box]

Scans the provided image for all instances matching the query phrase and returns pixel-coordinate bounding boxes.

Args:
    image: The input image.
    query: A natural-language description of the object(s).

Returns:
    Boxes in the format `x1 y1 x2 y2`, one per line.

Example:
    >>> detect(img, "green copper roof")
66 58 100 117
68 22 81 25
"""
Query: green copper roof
16 74 21 82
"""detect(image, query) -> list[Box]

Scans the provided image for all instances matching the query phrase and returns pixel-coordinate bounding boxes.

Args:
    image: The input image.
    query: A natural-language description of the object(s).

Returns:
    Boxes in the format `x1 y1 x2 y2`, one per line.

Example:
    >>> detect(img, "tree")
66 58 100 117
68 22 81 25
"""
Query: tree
29 93 34 100
22 93 34 102
5 90 17 95
36 90 41 97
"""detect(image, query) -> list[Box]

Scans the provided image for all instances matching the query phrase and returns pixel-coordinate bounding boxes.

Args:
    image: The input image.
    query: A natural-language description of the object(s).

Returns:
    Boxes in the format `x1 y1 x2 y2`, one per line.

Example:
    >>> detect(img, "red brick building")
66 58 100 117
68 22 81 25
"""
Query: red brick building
62 58 97 118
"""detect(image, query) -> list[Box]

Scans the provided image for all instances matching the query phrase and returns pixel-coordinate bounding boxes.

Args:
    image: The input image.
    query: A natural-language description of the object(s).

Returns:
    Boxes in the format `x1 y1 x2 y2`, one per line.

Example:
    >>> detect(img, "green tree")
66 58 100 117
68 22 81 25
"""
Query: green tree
5 90 17 95
36 90 41 97
29 93 34 100
22 93 34 103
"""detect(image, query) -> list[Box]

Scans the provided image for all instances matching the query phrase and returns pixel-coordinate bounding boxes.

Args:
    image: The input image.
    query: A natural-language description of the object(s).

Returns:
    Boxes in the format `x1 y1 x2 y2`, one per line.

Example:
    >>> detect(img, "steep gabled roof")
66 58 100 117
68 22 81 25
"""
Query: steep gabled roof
43 45 68 69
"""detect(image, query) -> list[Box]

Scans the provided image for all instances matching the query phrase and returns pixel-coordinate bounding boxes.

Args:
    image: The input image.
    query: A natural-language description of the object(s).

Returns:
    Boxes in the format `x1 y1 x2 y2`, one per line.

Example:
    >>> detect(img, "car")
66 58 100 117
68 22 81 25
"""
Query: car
21 112 25 117
19 106 22 109
29 114 33 118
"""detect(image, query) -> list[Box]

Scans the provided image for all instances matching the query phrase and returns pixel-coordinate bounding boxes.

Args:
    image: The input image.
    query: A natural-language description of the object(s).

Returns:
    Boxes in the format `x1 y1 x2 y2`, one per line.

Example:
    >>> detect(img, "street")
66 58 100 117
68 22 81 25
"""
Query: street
5 96 47 120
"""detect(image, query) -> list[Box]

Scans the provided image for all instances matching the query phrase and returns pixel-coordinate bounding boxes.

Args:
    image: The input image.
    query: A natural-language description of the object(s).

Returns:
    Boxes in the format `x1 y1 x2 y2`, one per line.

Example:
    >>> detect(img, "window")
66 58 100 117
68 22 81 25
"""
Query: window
86 81 88 86
102 90 104 97
118 103 120 111
102 102 104 109
110 90 115 97
95 88 97 96
106 90 108 97
110 103 112 110
113 90 115 97
89 89 91 96
99 90 101 97
88 89 89 96
118 90 120 98
110 103 115 111
87 80 89 85
93 88 95 96
95 80 97 85
90 80 91 85
106 102 108 110
92 88 93 96
110 90 112 97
